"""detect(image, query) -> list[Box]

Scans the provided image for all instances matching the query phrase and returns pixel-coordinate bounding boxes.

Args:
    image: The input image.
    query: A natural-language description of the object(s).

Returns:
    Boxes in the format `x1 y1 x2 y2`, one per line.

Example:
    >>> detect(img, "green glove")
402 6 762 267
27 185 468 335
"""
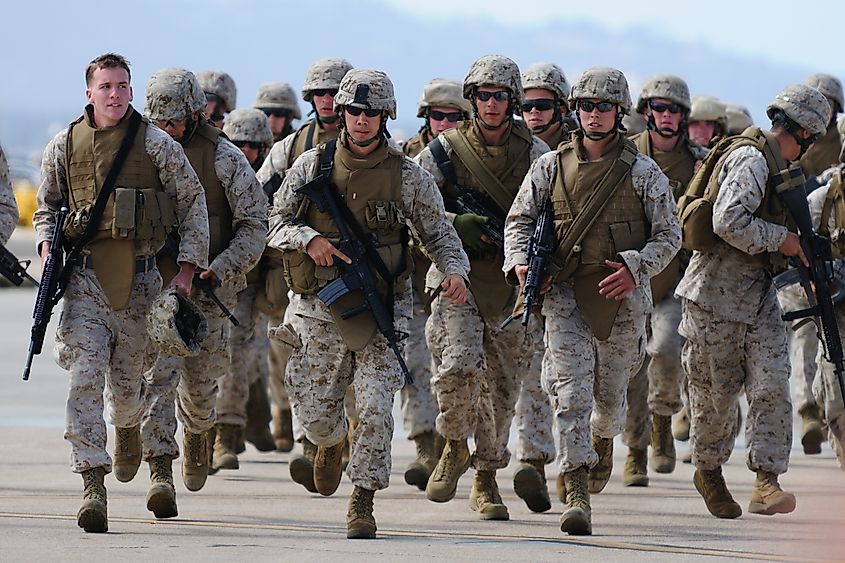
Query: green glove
453 213 490 253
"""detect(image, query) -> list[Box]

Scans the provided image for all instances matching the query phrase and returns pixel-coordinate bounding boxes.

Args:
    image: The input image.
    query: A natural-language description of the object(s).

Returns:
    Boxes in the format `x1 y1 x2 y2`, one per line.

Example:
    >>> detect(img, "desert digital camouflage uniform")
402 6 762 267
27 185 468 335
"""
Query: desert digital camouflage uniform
0 145 19 242
34 105 210 474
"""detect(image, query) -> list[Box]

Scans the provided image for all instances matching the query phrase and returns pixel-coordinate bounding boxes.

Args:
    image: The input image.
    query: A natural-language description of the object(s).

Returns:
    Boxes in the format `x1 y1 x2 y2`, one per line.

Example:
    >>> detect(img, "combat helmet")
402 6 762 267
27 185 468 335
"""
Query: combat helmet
196 70 237 113
254 82 302 120
689 96 727 130
767 83 831 137
333 69 397 119
635 74 691 113
301 58 354 102
147 287 209 358
463 55 524 111
805 73 843 114
569 67 632 114
223 108 273 145
145 68 207 122
521 62 571 106
416 78 471 118
725 103 753 135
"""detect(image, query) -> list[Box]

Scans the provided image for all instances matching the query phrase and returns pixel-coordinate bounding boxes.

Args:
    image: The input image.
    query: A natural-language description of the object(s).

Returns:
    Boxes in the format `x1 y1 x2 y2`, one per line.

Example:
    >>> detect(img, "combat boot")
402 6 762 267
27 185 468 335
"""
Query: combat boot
800 405 824 455
404 431 437 491
235 426 245 455
650 414 676 474
113 424 141 483
289 438 318 493
587 435 613 494
182 430 210 491
426 438 471 503
77 467 108 533
469 470 509 520
622 447 649 487
244 380 276 452
673 406 690 441
693 468 742 519
559 466 591 536
748 471 796 515
272 406 294 452
313 439 345 496
346 485 376 539
212 423 240 471
146 456 177 519
512 459 551 513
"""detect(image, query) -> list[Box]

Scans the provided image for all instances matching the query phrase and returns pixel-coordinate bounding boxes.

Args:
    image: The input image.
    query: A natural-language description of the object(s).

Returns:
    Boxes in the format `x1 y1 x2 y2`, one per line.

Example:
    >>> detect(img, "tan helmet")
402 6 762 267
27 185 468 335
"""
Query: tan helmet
196 70 237 112
635 74 691 113
254 82 302 120
144 68 207 122
804 73 843 113
333 69 396 120
689 96 727 128
725 103 754 135
462 55 524 106
416 78 471 118
569 67 632 114
147 287 209 358
766 84 831 136
223 108 273 146
521 62 571 104
301 58 354 102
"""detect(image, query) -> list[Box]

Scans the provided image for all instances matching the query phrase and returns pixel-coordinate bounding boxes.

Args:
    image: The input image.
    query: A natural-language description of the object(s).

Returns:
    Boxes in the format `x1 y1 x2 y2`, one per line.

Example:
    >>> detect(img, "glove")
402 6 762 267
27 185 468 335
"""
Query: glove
453 213 490 253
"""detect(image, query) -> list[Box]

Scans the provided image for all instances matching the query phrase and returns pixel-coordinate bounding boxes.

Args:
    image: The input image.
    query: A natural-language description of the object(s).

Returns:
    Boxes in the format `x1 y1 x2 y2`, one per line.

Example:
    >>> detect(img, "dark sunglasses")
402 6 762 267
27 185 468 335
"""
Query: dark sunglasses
262 108 291 118
649 101 683 114
521 99 556 112
475 90 510 102
429 110 463 122
311 89 338 98
578 100 616 113
232 140 264 150
345 106 382 118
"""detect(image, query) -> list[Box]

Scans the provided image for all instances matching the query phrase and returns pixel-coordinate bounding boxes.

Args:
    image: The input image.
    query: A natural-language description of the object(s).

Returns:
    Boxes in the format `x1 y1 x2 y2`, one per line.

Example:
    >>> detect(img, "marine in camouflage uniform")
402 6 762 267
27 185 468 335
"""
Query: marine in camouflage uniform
687 96 728 149
520 62 574 150
197 70 237 129
677 84 831 519
799 74 843 179
505 67 680 535
267 69 469 539
415 55 550 520
139 69 267 513
33 54 210 533
402 78 470 158
254 82 301 143
0 144 19 243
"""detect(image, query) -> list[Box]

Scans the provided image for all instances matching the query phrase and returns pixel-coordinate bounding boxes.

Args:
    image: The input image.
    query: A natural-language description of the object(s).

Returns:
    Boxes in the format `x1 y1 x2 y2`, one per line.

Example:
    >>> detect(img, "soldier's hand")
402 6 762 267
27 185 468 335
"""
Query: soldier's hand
779 232 809 267
168 262 196 297
38 241 50 274
515 265 529 288
307 235 351 267
199 268 220 287
599 260 636 301
453 213 490 253
441 274 468 304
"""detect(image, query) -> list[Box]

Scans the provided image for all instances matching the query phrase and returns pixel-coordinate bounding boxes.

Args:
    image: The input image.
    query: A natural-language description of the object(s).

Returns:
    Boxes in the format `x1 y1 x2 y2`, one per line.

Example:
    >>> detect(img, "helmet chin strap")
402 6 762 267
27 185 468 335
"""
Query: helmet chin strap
530 105 563 135
578 110 623 140
310 101 339 125
472 99 511 131
645 113 682 139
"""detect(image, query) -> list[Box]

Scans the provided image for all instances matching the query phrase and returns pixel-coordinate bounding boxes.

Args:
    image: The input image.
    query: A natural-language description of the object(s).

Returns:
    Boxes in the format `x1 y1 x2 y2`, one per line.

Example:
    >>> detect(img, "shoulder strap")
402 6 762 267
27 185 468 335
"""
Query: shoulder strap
428 136 458 187
305 119 318 152
444 128 517 213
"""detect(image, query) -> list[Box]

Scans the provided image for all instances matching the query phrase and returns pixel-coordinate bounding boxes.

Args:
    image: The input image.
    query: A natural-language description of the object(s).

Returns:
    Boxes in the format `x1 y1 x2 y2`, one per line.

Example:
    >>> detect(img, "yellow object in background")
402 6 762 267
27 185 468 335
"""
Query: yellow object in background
12 179 37 228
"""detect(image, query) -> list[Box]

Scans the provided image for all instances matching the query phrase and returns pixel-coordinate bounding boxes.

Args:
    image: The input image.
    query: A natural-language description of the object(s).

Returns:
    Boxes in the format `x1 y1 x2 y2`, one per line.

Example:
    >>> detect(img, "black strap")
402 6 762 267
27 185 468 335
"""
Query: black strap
262 172 283 200
428 137 459 188
305 119 318 152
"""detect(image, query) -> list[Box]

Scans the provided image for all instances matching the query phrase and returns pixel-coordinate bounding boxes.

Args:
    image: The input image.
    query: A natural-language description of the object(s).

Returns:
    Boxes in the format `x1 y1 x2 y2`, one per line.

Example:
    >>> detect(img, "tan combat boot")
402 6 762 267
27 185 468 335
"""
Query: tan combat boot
672 405 690 441
244 380 276 452
313 439 345 496
513 459 551 513
622 447 649 487
404 431 437 491
289 438 318 493
693 467 742 519
748 471 796 515
469 470 509 520
800 405 824 455
559 466 591 536
113 424 142 483
182 430 210 492
587 435 613 494
650 414 676 474
212 423 240 471
425 438 471 503
346 485 377 539
272 406 294 452
146 456 177 519
78 467 108 533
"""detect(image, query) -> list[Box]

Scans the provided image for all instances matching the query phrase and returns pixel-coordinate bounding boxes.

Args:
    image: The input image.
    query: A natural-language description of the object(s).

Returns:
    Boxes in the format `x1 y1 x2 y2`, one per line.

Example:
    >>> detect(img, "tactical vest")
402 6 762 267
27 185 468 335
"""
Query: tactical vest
819 165 845 258
402 128 429 159
541 121 570 152
290 118 339 167
632 131 698 201
800 123 843 178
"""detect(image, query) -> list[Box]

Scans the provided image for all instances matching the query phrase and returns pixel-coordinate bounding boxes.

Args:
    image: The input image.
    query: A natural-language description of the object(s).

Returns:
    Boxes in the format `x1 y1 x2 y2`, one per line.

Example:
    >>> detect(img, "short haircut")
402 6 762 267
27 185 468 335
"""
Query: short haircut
85 53 131 86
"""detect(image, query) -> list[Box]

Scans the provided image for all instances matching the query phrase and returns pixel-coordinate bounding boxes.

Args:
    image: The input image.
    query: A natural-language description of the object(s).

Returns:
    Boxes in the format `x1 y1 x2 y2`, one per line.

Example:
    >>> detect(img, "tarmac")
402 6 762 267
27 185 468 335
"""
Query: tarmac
1 228 844 562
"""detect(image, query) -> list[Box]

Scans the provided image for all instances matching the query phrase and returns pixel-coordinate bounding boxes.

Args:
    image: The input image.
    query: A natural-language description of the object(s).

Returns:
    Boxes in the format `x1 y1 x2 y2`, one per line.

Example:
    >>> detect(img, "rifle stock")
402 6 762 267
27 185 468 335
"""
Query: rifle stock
0 243 39 287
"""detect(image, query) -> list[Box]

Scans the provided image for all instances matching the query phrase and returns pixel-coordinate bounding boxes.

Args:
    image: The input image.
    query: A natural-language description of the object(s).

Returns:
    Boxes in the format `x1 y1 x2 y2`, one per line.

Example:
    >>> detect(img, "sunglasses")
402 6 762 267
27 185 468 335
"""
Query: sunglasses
155 118 184 129
475 90 510 102
649 101 683 114
262 108 291 118
429 110 463 122
232 140 264 150
345 106 382 118
578 100 616 113
311 89 338 98
521 99 556 112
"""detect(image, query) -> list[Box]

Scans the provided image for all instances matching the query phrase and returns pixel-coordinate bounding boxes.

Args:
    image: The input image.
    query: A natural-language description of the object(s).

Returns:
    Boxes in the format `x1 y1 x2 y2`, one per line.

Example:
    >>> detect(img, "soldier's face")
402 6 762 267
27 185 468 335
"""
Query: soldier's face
578 98 617 135
647 97 683 135
155 117 188 140
427 105 462 136
267 113 291 134
313 91 336 118
523 88 556 129
688 121 717 147
86 67 132 127
474 85 510 128
343 108 382 142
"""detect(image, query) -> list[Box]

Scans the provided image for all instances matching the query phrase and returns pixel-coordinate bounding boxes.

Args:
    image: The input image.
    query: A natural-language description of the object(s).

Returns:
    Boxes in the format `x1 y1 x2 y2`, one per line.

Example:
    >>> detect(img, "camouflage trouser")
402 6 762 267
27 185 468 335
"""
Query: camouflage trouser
141 290 236 459
515 320 555 464
283 299 403 491
427 292 533 471
542 282 648 473
814 306 845 470
216 284 269 427
59 268 161 473
399 292 437 440
680 295 792 474
778 284 820 415
268 308 291 413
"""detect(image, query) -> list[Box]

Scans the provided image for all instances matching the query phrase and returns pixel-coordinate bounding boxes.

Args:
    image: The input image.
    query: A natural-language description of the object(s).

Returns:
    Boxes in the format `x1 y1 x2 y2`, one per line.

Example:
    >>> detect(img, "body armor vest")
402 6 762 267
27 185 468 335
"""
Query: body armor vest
632 131 697 201
820 166 845 258
800 123 843 178
290 118 339 167
402 128 429 159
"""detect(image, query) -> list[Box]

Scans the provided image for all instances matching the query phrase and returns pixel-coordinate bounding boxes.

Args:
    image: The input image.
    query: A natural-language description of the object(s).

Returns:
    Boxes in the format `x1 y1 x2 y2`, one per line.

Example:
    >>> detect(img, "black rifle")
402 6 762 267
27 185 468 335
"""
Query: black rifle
778 167 845 405
0 243 39 287
160 231 239 326
443 188 505 249
295 145 411 384
23 204 68 381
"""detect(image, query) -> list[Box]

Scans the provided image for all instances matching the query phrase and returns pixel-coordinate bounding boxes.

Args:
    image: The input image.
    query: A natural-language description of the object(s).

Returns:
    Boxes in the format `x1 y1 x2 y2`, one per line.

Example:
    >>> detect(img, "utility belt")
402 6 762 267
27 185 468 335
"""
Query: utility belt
72 253 157 274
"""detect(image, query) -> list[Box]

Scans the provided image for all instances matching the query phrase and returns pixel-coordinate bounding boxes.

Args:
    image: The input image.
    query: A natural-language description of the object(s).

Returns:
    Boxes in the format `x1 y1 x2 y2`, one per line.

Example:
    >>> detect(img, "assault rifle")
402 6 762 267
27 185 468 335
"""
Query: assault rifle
443 188 505 249
0 243 39 287
23 205 68 381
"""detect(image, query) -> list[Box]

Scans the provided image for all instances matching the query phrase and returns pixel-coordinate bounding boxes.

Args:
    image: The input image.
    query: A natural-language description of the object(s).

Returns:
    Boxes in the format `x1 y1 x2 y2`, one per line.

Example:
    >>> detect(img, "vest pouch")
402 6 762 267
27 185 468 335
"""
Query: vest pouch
327 289 379 352
365 200 404 235
256 250 290 315
63 204 93 241
609 221 646 254
677 195 716 251
111 188 136 240
281 250 338 295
